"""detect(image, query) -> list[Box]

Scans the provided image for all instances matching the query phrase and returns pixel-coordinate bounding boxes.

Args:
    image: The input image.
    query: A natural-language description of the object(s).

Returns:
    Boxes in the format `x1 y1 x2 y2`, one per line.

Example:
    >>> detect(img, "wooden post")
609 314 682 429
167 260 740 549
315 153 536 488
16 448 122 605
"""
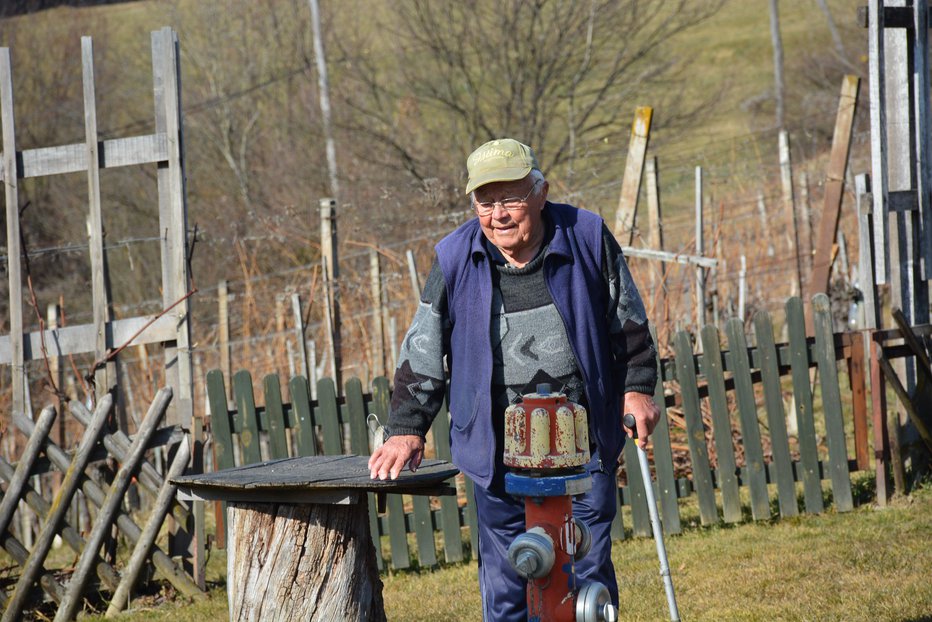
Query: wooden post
292 293 310 379
856 174 880 329
82 37 116 408
152 26 202 587
405 249 421 302
613 106 653 243
695 166 705 332
810 75 860 299
738 255 747 320
779 129 803 297
645 156 667 326
219 280 232 397
868 0 890 283
1 46 25 428
320 197 342 388
275 294 287 375
757 190 775 257
798 171 814 270
370 249 385 378
308 0 339 200
322 257 338 384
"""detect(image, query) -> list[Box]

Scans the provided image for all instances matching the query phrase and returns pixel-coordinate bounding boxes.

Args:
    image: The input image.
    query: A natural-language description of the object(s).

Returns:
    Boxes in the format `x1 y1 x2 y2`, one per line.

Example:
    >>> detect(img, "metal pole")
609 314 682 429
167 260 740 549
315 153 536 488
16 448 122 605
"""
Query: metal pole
695 166 705 332
623 414 680 622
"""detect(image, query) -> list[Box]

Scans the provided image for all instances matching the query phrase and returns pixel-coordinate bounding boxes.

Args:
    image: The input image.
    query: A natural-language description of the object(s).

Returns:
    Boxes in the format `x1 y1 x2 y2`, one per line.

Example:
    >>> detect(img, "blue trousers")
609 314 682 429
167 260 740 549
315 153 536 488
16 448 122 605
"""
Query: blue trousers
473 464 620 622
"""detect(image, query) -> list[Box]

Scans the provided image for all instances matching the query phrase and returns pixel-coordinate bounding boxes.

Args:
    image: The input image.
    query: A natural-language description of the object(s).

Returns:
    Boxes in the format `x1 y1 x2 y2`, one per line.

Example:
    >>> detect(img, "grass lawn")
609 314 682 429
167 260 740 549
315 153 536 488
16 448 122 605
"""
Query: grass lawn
90 480 932 622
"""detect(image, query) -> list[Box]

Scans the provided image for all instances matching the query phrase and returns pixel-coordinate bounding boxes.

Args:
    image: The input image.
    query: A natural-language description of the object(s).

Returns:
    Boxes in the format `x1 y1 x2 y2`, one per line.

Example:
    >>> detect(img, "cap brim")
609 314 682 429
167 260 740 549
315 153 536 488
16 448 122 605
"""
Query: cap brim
465 166 532 195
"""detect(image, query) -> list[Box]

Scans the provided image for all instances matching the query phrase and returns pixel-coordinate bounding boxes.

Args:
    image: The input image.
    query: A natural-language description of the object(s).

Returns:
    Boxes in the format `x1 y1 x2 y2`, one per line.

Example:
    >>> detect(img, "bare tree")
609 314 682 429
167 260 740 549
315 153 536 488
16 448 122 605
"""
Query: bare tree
334 0 724 187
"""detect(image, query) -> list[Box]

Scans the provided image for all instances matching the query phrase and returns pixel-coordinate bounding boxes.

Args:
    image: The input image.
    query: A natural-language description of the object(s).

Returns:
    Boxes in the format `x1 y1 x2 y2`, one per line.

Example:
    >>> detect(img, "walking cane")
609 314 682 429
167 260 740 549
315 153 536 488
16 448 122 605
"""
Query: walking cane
623 413 681 622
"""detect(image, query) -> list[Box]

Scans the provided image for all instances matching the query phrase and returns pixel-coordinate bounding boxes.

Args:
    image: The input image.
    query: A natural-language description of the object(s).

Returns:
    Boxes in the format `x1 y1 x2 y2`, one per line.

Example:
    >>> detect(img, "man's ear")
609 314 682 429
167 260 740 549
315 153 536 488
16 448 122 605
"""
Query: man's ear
541 180 550 201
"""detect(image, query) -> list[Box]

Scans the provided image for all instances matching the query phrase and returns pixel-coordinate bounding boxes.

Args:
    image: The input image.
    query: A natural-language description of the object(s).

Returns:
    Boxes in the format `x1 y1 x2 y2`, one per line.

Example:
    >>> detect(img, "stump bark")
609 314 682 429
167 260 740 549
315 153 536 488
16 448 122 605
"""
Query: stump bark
227 496 386 622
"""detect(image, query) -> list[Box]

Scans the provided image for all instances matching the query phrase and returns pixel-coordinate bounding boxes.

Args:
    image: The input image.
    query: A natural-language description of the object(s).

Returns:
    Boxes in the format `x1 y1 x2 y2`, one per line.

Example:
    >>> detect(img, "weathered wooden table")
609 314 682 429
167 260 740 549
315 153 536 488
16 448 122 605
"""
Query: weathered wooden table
173 454 458 622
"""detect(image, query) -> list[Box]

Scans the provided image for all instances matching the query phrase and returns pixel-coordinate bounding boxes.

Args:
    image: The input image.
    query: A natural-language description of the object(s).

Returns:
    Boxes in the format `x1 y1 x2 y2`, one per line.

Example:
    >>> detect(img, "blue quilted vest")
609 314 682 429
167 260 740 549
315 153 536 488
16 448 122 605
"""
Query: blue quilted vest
435 202 623 489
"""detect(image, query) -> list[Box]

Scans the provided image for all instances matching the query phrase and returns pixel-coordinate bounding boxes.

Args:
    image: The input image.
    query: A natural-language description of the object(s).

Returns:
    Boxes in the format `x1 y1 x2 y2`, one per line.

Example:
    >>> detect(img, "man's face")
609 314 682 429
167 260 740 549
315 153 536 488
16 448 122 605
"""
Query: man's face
473 176 549 261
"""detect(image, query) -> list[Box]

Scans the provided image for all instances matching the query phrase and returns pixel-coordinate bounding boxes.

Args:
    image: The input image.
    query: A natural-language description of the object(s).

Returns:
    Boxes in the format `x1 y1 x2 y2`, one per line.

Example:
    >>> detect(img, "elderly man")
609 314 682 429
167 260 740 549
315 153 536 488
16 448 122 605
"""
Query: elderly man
369 138 659 620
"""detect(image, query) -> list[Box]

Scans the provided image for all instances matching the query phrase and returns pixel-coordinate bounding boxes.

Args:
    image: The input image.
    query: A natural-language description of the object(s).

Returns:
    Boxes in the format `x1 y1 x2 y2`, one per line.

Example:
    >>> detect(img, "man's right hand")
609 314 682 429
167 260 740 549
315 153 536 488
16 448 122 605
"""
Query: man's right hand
368 435 424 480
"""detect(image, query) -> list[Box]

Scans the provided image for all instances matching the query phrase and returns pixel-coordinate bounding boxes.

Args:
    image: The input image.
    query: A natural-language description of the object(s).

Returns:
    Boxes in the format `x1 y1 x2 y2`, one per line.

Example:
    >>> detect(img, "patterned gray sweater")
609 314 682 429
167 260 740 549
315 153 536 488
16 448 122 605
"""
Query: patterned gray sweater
387 217 657 440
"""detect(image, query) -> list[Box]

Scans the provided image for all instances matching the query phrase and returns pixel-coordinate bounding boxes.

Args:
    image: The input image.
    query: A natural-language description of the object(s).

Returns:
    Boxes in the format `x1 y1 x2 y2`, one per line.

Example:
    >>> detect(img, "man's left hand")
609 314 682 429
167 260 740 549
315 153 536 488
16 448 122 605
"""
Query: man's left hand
622 391 660 445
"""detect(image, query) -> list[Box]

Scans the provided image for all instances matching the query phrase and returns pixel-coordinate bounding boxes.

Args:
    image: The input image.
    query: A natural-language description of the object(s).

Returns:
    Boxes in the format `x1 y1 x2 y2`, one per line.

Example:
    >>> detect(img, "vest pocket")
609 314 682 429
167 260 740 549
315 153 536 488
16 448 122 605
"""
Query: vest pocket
451 399 481 432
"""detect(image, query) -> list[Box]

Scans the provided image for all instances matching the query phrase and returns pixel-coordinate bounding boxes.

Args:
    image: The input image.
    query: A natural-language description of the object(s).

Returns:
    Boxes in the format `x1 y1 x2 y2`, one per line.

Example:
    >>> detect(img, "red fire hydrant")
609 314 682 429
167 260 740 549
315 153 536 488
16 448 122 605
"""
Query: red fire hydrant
503 384 618 622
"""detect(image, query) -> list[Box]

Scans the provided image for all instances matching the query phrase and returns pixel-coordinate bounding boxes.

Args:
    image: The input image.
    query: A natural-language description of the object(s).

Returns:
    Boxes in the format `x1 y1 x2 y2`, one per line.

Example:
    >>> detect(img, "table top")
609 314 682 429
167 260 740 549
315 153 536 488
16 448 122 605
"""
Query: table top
172 454 459 504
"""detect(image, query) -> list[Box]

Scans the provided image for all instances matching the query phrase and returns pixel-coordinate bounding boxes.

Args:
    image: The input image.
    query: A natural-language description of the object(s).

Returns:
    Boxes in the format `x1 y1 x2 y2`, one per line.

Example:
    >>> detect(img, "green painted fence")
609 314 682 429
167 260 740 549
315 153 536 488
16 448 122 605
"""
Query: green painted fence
205 294 869 570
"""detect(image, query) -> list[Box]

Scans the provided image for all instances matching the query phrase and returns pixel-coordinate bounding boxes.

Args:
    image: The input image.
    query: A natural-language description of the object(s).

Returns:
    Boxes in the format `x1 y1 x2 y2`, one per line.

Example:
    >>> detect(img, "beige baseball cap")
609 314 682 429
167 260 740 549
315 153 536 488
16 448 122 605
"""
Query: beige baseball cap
465 138 539 195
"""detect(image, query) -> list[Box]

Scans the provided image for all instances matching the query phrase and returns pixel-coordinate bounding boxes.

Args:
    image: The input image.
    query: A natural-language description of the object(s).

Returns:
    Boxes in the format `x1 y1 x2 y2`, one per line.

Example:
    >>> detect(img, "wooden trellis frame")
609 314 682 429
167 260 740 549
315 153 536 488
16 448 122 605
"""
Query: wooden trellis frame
0 28 204 586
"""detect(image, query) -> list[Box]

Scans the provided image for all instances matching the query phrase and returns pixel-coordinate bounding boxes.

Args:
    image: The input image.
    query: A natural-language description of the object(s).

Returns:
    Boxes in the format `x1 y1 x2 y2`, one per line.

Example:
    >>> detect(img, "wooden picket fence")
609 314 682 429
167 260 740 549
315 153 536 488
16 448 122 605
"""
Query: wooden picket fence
206 293 870 571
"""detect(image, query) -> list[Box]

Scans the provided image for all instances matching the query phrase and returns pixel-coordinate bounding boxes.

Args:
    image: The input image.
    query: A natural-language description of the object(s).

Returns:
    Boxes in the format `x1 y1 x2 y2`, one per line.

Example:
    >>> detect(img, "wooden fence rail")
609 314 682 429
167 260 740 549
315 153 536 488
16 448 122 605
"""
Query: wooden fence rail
206 293 872 571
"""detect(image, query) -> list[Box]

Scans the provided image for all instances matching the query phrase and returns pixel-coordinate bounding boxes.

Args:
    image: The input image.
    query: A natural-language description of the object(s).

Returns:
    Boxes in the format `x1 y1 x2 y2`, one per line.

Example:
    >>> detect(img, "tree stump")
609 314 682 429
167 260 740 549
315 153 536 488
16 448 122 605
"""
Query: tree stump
173 455 458 622
227 496 386 622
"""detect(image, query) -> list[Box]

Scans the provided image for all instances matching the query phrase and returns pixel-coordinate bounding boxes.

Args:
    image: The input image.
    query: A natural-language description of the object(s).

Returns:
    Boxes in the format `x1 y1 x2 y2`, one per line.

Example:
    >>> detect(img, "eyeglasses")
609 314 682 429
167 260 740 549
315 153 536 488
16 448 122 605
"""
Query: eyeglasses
474 180 541 216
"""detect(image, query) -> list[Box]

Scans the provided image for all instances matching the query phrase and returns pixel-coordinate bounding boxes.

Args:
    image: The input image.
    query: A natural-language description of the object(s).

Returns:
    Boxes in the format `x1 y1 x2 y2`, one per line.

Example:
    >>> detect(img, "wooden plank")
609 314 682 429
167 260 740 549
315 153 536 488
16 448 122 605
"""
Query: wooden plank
622 435 650 536
289 376 317 456
411 495 437 568
613 106 653 243
812 294 854 511
843 332 871 471
785 297 824 513
724 318 770 520
206 370 232 547
233 371 262 465
2 396 114 622
699 325 742 523
867 0 889 284
1 46 25 426
263 375 289 460
315 377 343 455
914 0 932 271
673 330 718 525
0 134 168 180
753 311 798 518
371 377 410 570
430 402 464 562
0 313 178 364
344 378 369 455
345 378 384 571
610 482 626 541
648 328 680 535
207 369 234 471
810 75 860 297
